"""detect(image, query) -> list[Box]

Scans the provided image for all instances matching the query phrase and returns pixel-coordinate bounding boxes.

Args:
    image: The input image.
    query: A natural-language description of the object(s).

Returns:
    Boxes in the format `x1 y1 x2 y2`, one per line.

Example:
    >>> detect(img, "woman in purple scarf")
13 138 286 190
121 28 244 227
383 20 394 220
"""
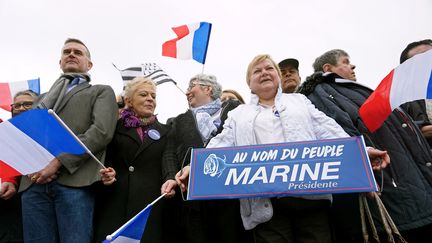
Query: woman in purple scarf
94 77 170 243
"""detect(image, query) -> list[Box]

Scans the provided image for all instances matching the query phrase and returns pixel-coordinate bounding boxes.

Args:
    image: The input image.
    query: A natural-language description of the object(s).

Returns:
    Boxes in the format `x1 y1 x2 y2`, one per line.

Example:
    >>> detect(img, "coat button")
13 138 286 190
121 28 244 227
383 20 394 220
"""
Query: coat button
426 162 432 167
264 203 269 208
402 123 407 128
129 166 135 172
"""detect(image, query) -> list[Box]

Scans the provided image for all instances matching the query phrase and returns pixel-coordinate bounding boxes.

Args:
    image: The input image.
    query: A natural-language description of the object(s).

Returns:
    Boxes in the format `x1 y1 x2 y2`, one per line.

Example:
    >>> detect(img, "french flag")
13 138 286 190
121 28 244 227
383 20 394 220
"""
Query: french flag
0 109 86 179
359 49 432 132
162 22 212 64
103 194 165 243
0 78 40 112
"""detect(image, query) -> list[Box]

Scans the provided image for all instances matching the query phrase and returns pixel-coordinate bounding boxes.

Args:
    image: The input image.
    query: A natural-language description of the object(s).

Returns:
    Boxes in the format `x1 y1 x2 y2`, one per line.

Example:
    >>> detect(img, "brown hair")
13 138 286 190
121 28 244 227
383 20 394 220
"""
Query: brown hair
64 38 91 59
222 89 245 104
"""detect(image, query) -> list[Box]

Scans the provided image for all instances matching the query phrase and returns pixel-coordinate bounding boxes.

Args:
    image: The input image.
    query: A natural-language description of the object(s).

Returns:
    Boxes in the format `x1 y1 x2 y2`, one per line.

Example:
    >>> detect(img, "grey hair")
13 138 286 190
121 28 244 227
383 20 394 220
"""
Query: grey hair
13 89 38 100
313 49 349 72
124 76 156 99
190 74 222 100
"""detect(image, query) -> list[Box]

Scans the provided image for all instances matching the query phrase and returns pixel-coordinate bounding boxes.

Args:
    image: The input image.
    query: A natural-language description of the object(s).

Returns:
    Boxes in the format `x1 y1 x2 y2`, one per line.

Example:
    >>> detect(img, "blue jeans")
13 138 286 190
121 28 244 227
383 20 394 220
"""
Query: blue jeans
21 181 94 243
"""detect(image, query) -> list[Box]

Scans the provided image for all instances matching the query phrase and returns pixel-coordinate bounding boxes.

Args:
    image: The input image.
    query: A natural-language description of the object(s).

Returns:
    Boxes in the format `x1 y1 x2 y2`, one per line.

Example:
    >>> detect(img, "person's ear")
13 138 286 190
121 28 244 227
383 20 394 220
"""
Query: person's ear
87 60 93 70
322 63 333 73
206 86 213 96
124 97 133 108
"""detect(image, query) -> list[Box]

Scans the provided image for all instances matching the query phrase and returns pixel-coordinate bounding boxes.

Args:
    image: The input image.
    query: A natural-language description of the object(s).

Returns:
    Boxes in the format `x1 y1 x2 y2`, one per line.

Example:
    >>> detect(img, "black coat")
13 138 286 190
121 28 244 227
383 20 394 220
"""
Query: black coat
401 100 432 147
94 120 169 243
161 100 252 243
299 73 432 234
162 100 240 180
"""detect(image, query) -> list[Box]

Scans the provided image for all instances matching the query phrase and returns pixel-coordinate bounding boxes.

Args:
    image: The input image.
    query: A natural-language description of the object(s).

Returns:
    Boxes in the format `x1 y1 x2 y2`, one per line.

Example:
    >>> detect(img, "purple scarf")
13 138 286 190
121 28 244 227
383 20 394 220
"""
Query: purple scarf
120 109 157 128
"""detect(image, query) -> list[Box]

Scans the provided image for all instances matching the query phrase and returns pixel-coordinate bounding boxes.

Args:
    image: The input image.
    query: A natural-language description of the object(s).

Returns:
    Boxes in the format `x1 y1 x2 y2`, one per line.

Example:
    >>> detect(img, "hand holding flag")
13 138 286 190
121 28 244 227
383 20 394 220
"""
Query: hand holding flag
0 109 104 179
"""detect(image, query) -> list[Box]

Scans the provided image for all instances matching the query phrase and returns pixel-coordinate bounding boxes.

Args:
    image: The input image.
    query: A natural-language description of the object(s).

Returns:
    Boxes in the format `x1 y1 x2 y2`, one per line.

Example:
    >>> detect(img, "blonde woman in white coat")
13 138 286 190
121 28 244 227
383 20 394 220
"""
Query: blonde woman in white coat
176 54 389 243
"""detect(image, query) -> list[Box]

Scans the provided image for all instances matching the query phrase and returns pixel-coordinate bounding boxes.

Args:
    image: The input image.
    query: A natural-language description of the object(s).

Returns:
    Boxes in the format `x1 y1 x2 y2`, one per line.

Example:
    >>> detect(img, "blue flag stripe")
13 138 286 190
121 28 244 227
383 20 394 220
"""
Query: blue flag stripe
27 78 40 95
192 22 212 64
9 109 86 156
104 205 153 242
426 69 432 99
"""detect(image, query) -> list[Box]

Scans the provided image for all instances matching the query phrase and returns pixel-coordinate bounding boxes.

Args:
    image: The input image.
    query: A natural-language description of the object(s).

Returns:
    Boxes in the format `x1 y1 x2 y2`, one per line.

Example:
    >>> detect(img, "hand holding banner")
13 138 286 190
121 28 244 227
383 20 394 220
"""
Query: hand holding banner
187 136 377 200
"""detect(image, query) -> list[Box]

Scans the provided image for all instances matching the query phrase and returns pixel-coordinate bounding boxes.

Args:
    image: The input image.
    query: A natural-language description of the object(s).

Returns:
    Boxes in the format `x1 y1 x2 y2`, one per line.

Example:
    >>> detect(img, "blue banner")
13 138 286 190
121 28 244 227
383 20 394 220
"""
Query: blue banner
187 136 377 200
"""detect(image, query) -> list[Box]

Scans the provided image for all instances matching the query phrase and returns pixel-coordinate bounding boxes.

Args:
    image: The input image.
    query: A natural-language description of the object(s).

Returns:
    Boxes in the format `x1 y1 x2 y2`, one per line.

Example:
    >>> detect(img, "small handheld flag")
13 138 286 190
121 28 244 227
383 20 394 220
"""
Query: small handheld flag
103 194 166 243
162 22 212 64
0 109 87 179
359 49 432 132
0 78 40 112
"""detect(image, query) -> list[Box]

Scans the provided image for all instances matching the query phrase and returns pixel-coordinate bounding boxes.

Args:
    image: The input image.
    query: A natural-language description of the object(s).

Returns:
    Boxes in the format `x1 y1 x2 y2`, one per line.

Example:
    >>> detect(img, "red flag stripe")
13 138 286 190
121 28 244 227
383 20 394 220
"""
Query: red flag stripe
0 83 12 112
0 159 22 179
359 70 394 132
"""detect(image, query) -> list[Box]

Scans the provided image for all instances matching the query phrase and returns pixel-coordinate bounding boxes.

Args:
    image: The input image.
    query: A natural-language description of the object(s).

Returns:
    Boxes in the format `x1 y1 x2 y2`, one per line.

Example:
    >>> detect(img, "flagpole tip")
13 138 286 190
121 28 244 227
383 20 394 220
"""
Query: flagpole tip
106 235 113 241
48 109 54 115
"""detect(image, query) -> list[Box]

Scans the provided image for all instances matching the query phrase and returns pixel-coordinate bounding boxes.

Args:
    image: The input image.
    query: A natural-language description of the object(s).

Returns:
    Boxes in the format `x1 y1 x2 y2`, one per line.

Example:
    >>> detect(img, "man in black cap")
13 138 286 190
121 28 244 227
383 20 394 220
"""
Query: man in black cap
278 58 301 93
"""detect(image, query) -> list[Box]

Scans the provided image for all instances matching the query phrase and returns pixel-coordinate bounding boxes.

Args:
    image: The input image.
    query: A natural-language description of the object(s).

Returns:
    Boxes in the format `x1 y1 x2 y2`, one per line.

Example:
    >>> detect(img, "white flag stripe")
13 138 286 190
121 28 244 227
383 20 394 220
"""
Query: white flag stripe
9 81 31 98
0 121 54 174
389 50 432 110
121 70 144 77
176 23 200 60
110 236 140 243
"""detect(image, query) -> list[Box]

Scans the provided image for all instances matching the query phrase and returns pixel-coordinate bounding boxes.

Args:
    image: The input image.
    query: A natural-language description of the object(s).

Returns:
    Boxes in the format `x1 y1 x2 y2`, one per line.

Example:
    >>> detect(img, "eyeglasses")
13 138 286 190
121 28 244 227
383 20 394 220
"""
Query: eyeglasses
187 82 208 91
11 101 33 110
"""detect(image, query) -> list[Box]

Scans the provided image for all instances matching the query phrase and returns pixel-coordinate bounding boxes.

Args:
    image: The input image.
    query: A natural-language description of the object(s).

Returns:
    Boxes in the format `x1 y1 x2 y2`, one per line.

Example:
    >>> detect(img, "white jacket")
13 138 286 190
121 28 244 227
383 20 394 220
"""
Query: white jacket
207 92 349 230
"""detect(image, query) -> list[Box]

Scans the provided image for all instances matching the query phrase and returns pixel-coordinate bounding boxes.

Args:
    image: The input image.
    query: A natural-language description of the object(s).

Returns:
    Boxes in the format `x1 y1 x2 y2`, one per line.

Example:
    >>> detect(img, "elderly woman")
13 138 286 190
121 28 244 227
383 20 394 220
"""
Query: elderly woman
161 74 250 243
176 55 356 243
94 77 170 243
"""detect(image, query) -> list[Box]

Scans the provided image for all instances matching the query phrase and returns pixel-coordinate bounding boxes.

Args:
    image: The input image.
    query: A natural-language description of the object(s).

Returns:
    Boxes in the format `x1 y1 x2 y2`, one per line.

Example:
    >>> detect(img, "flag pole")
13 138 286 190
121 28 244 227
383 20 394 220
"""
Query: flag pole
175 84 186 95
47 109 106 169
106 193 167 241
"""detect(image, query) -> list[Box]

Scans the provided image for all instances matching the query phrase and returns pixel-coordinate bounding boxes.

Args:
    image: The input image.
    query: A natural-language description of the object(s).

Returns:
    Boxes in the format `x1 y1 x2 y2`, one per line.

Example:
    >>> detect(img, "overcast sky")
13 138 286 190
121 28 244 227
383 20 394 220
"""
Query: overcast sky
0 0 431 121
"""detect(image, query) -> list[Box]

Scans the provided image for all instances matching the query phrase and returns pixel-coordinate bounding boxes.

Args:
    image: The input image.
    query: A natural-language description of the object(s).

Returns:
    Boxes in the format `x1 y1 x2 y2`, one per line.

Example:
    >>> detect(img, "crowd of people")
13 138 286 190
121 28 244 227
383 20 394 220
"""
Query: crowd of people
0 37 431 243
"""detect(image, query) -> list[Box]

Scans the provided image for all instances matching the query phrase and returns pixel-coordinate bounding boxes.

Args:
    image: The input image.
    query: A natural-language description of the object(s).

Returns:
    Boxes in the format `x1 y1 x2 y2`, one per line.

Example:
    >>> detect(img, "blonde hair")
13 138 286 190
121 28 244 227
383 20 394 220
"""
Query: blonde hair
246 54 282 85
124 76 156 99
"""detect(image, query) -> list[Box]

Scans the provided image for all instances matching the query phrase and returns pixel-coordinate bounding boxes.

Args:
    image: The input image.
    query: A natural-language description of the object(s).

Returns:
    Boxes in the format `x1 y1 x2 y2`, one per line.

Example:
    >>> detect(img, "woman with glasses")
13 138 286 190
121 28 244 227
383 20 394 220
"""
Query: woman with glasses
10 90 38 117
0 89 38 242
160 74 251 243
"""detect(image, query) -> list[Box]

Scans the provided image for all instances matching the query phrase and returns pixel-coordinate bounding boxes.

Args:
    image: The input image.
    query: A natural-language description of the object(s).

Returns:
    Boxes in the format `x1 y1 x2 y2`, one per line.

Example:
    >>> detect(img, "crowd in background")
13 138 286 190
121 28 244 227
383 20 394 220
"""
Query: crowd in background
1 38 432 243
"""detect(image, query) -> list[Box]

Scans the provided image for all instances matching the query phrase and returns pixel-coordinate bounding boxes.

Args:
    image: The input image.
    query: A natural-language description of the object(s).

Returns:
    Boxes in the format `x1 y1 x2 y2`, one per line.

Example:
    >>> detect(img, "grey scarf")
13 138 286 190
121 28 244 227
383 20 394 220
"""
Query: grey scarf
37 73 90 111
